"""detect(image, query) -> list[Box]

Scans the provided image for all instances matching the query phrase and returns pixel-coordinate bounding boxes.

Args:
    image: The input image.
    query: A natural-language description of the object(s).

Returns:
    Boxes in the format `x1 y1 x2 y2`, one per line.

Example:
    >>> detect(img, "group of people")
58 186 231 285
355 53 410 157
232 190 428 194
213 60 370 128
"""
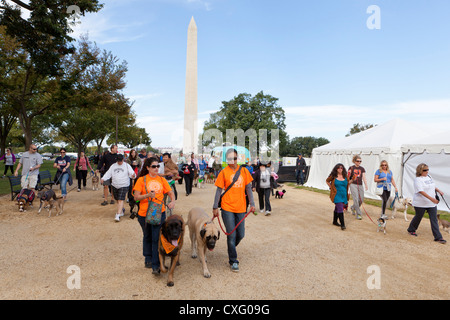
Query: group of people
325 155 446 244
3 145 447 278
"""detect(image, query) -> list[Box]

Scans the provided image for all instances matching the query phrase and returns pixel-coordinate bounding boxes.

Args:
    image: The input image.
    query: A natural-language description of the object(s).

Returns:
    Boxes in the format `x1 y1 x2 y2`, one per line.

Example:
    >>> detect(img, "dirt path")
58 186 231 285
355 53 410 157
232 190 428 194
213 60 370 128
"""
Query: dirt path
0 180 448 300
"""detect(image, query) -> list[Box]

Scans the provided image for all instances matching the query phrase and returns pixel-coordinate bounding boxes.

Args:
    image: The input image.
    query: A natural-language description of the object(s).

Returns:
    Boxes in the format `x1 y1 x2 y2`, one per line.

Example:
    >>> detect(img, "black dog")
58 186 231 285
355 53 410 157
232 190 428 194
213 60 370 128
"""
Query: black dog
275 189 287 199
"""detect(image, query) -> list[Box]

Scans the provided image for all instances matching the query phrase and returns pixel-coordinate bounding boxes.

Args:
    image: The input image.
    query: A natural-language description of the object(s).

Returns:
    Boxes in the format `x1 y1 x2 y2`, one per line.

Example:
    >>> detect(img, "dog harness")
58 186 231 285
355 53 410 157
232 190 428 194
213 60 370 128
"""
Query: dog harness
160 234 181 254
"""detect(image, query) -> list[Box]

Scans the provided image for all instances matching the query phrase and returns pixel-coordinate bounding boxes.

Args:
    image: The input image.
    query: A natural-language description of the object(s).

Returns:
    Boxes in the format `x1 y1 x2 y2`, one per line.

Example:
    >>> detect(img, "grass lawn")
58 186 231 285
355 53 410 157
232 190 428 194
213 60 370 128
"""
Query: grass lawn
286 182 450 223
0 160 94 197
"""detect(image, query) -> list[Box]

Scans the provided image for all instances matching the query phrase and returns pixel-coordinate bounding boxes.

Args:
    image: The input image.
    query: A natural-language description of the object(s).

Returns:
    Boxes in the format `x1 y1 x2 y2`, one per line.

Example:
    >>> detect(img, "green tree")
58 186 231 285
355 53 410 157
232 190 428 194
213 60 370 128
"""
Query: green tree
286 136 330 157
0 0 103 76
203 91 288 156
345 123 376 137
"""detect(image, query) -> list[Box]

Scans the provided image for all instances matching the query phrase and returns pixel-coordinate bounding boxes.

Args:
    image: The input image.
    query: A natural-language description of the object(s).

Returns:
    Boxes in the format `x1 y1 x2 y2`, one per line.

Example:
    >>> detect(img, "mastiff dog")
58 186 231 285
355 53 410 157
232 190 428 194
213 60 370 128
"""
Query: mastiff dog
158 214 185 287
187 207 220 278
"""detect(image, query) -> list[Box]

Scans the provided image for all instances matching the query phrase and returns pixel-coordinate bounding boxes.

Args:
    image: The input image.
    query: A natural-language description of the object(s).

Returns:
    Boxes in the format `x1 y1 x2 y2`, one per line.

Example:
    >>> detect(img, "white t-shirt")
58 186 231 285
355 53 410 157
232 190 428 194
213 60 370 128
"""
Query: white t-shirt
412 176 436 208
102 162 136 189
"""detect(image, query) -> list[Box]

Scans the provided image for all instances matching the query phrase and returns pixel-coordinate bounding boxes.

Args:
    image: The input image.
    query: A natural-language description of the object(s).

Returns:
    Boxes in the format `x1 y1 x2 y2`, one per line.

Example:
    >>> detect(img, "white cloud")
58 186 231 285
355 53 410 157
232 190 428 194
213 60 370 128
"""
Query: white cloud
284 99 450 141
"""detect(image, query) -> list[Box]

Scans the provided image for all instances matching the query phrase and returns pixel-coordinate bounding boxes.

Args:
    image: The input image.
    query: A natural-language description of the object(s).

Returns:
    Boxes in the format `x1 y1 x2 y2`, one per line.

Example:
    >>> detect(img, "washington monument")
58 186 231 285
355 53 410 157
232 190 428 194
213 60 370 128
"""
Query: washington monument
183 17 198 154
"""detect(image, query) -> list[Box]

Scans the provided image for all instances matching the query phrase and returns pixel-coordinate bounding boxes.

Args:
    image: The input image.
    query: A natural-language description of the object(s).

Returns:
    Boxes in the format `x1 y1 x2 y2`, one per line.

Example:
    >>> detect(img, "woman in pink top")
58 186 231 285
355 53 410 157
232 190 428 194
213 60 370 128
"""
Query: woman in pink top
73 151 94 191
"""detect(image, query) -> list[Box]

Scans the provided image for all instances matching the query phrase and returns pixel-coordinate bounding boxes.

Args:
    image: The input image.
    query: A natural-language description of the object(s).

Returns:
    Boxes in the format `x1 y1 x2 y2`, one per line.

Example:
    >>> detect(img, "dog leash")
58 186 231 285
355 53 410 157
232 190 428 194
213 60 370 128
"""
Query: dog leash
213 207 256 236
356 184 377 225
389 192 399 210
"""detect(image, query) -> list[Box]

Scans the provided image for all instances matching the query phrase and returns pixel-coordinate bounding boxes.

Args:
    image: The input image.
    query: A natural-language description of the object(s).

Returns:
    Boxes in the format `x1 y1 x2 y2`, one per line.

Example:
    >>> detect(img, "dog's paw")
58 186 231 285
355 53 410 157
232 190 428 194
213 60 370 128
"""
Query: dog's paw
167 281 174 287
203 270 211 278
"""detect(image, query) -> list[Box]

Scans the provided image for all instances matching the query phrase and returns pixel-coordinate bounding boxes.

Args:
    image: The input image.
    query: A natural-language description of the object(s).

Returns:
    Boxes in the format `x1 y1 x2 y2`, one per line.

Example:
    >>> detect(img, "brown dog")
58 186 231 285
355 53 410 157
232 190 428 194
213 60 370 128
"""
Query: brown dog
158 214 185 286
92 173 100 191
45 197 65 217
188 207 220 278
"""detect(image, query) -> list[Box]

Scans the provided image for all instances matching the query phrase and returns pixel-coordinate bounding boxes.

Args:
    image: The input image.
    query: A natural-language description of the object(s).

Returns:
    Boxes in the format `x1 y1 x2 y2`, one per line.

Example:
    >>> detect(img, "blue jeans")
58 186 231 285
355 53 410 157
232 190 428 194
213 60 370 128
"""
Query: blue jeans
138 213 166 269
221 210 246 265
296 170 305 185
60 172 70 197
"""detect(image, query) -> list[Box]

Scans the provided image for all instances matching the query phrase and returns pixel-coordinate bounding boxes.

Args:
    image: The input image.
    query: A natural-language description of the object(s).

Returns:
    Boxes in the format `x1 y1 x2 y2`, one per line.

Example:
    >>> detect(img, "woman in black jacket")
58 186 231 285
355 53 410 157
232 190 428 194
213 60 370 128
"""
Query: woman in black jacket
181 161 196 196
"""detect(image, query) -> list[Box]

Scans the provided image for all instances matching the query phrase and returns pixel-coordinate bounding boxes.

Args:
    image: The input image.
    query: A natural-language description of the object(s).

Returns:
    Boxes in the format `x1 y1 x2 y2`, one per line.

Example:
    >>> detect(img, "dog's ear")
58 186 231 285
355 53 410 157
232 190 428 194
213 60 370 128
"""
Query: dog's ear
200 228 206 239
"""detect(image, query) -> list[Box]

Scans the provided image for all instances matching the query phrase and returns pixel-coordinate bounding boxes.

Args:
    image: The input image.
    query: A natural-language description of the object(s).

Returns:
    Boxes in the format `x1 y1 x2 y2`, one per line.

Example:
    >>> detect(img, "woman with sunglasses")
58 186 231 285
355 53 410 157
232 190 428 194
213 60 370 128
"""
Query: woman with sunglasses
407 163 446 244
133 157 176 273
374 160 398 219
348 155 368 220
53 148 73 200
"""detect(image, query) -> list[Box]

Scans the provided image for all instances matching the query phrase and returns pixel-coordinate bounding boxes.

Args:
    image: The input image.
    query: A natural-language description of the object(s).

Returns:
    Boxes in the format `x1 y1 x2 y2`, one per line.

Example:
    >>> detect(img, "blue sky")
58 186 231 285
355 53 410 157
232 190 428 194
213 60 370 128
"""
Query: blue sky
68 0 450 148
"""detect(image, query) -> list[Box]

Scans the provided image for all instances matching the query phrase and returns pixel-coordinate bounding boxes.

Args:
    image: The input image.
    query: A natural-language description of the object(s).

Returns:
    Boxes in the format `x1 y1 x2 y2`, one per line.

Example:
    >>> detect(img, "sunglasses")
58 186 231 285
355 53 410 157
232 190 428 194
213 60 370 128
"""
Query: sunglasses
227 157 238 161
355 160 362 163
422 169 429 172
150 164 160 169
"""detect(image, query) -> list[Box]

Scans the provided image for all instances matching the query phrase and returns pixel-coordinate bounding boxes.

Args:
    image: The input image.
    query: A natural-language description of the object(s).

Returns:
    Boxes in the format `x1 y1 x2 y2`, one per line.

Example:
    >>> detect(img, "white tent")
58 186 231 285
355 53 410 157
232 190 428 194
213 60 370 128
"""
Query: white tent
401 130 450 212
306 119 430 199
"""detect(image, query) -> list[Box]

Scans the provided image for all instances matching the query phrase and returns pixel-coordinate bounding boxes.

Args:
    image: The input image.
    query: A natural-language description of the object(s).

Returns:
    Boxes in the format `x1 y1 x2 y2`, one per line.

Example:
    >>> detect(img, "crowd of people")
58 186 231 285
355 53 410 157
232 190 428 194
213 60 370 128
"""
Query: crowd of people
325 155 446 244
1 144 447 275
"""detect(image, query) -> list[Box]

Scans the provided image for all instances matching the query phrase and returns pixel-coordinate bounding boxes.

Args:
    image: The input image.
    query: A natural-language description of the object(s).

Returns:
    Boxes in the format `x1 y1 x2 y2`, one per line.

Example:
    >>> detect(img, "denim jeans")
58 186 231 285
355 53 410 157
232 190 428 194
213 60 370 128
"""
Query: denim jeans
296 170 305 185
138 212 166 269
60 172 70 197
221 210 246 265
408 206 443 240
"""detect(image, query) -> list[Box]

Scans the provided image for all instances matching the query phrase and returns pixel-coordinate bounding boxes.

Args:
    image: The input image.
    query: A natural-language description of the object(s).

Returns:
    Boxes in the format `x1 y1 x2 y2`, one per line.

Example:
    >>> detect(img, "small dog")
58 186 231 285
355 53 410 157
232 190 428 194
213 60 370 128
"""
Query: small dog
16 189 35 212
206 172 215 184
37 189 57 214
92 173 100 190
437 214 450 234
388 196 412 221
197 175 206 189
377 217 387 235
275 189 286 199
45 197 65 217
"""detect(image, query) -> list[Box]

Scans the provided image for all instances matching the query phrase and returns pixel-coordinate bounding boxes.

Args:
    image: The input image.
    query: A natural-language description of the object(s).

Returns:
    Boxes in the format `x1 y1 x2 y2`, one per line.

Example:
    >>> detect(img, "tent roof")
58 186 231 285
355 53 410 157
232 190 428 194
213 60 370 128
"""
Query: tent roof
401 129 450 153
313 118 430 155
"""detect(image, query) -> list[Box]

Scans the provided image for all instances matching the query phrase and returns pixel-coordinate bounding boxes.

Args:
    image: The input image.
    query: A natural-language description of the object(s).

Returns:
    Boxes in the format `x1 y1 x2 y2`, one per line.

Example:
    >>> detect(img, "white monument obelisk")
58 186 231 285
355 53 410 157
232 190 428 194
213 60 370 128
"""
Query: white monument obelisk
183 17 198 154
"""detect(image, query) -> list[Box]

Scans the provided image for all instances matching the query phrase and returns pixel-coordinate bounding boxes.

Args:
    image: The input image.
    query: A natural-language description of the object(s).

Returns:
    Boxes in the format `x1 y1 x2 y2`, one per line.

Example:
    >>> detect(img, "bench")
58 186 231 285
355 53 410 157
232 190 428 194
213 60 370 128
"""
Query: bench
7 175 22 201
36 170 54 191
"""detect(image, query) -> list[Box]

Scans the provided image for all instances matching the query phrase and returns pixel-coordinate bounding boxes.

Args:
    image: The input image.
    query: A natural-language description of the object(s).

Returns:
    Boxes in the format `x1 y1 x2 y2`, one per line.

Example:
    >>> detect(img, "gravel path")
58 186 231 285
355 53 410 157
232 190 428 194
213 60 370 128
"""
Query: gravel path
0 181 448 300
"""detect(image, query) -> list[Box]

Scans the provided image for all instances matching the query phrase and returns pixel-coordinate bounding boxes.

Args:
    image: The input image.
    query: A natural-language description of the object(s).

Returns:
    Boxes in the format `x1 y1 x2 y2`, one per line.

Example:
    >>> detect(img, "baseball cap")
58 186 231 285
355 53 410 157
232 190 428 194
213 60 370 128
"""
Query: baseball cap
117 154 124 162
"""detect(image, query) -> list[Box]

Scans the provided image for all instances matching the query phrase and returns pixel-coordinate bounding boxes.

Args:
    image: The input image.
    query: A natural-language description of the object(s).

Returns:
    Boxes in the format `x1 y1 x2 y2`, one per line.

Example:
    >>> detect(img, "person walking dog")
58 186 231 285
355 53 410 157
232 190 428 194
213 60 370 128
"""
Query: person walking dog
212 148 255 272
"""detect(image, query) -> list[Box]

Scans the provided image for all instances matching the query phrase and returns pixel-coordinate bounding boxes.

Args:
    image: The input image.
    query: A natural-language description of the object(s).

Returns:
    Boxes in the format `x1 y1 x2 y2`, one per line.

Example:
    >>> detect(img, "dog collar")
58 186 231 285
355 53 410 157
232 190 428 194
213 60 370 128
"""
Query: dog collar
160 234 181 254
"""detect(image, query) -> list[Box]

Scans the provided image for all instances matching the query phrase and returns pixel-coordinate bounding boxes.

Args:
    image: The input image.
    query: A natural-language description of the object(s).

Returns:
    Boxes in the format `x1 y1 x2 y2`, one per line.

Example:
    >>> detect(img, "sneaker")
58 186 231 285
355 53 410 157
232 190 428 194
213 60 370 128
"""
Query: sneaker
152 267 160 275
265 210 271 216
115 213 120 222
77 188 81 192
231 262 239 272
110 200 115 204
408 231 418 237
434 239 447 244
101 201 108 206
356 215 362 220
259 209 264 213
119 208 125 217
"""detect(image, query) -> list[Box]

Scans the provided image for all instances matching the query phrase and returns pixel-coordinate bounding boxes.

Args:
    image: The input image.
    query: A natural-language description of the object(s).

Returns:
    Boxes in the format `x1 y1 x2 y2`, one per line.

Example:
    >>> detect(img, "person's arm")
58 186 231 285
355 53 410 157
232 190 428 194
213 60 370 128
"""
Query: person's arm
100 166 113 183
212 187 223 217
419 191 439 204
14 162 22 176
362 172 368 191
391 176 398 193
167 190 176 209
134 190 155 202
246 183 255 211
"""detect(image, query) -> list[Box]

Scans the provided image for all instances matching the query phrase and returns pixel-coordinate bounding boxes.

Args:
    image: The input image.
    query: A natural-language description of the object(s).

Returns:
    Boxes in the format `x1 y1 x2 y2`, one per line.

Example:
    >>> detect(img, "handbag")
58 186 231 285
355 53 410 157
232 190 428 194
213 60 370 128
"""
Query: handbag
218 166 243 208
144 175 167 225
